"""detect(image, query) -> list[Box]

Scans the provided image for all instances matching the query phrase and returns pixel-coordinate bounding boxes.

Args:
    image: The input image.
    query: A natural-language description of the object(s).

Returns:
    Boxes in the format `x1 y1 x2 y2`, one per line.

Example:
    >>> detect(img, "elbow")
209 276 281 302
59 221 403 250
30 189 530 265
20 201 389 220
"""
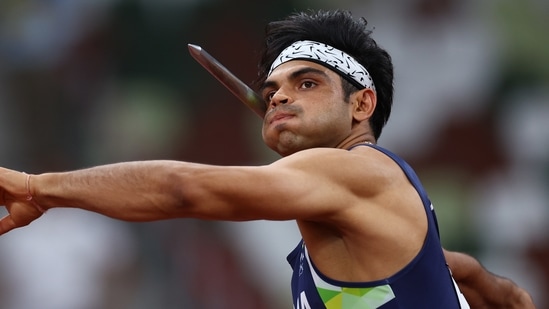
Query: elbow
165 169 209 218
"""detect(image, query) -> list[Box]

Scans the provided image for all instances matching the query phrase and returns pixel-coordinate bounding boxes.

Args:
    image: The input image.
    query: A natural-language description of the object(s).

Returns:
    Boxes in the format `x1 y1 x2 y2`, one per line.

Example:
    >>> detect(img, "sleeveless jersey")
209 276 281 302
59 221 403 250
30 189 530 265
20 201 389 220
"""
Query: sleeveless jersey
287 144 470 308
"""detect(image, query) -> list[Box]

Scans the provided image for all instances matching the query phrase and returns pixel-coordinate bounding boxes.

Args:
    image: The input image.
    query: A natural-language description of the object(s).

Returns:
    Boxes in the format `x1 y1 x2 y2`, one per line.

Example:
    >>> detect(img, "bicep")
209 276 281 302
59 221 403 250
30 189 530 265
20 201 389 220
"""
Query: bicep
179 163 351 222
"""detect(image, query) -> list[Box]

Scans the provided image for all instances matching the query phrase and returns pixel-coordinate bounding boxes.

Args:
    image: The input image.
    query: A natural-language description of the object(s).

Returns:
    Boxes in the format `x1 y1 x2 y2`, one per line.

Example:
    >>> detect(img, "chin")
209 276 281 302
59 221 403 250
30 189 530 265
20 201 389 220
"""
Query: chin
272 142 308 157
264 132 309 156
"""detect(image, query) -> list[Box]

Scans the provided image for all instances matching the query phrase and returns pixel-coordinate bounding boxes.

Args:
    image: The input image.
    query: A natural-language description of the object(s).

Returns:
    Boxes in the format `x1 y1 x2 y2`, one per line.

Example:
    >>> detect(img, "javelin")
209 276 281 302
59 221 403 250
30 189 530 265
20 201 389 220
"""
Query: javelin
188 44 266 118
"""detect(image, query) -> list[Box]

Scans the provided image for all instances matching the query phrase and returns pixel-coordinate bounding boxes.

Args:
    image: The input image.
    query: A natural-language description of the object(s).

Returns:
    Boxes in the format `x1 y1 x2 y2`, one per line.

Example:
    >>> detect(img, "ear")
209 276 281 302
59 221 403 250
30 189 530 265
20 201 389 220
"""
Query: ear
351 88 376 122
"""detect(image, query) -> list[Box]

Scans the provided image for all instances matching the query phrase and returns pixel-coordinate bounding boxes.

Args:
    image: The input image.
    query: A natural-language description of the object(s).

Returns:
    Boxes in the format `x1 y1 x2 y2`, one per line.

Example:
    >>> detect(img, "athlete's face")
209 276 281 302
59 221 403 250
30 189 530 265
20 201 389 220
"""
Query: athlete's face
261 61 354 156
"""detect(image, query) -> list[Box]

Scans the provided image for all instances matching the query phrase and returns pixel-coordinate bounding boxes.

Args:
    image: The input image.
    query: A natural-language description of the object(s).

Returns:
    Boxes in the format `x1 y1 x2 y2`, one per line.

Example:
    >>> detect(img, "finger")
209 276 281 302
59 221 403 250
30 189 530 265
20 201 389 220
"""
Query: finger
0 214 18 236
0 188 5 207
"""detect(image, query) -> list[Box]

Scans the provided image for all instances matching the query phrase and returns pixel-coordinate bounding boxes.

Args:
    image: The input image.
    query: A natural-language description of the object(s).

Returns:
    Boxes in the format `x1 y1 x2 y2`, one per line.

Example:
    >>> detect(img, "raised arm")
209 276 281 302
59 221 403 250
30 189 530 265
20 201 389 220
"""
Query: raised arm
444 249 536 309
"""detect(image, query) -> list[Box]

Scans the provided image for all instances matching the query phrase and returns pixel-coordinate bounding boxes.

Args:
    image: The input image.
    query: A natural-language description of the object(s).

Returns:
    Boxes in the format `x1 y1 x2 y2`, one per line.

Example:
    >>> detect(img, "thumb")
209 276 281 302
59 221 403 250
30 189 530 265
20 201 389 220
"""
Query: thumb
0 200 43 235
0 214 18 236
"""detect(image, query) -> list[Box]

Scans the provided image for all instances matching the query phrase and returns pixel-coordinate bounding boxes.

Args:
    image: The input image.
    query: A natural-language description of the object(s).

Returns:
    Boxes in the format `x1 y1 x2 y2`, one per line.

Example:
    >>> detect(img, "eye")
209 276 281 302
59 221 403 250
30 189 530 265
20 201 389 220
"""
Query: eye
264 90 276 102
300 81 317 89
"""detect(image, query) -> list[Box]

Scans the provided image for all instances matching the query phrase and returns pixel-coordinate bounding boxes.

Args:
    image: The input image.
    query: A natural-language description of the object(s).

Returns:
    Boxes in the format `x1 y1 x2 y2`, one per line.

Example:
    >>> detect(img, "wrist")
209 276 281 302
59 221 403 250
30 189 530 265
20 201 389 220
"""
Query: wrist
23 173 48 213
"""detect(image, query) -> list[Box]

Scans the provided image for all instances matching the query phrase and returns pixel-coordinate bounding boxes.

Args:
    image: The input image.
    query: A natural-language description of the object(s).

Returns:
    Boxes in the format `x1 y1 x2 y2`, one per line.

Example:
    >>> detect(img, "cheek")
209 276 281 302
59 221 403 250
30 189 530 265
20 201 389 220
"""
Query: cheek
261 121 278 147
261 122 270 142
308 104 351 132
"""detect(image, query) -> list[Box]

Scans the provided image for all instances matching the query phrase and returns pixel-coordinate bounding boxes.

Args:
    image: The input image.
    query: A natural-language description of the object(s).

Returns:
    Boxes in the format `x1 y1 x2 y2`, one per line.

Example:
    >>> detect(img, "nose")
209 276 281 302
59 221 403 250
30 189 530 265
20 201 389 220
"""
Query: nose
269 89 291 109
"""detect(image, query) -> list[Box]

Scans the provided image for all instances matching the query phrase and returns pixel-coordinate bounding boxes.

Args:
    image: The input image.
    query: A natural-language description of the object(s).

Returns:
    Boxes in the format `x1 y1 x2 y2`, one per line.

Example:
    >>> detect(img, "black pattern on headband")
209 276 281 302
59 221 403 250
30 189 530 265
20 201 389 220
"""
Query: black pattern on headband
269 40 375 91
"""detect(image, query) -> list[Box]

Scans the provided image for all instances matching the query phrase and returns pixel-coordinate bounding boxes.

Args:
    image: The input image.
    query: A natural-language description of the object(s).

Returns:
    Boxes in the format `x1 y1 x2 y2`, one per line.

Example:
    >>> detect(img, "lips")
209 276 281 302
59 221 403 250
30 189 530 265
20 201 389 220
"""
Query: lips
268 112 294 125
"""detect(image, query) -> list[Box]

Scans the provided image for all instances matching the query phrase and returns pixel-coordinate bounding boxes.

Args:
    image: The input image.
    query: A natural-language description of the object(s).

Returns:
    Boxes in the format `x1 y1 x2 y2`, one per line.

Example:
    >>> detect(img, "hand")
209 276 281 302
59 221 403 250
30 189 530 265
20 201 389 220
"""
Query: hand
0 168 44 235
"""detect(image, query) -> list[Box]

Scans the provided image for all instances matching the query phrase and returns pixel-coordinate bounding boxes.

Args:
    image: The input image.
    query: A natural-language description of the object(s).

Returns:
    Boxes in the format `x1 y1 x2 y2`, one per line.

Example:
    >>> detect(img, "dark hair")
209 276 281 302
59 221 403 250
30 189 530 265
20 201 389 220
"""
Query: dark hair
255 10 394 140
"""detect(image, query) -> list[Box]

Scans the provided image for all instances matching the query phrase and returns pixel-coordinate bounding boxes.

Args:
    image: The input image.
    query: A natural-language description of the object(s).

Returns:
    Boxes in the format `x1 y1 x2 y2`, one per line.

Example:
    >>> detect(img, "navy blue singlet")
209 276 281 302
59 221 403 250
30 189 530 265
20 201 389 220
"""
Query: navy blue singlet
287 143 470 309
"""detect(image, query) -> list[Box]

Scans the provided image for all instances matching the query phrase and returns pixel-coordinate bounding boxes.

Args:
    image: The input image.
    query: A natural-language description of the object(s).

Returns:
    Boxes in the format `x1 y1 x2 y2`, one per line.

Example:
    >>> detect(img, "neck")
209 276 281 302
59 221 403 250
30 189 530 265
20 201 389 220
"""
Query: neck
347 140 374 150
337 136 376 150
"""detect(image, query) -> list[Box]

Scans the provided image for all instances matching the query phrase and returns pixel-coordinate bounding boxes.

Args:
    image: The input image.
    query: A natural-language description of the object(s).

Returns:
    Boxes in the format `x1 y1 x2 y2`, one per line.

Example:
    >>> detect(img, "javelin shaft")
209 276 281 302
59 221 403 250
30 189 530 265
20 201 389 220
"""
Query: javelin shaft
188 44 266 118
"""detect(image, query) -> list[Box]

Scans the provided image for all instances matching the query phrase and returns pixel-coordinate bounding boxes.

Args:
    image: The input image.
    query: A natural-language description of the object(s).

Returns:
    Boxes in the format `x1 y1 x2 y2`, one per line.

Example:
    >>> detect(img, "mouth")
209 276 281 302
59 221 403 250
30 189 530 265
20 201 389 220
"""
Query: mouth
269 112 294 125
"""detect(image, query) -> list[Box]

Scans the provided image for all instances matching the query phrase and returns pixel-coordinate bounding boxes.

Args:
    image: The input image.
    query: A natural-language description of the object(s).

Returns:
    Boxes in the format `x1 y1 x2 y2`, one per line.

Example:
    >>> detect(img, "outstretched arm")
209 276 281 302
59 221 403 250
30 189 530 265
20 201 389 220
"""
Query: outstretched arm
1 160 282 234
0 148 367 235
444 249 536 309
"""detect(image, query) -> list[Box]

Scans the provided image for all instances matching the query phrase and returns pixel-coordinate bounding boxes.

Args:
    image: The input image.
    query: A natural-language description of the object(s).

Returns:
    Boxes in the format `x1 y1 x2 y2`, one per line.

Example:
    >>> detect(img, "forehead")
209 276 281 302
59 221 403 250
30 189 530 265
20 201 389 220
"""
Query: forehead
266 60 339 81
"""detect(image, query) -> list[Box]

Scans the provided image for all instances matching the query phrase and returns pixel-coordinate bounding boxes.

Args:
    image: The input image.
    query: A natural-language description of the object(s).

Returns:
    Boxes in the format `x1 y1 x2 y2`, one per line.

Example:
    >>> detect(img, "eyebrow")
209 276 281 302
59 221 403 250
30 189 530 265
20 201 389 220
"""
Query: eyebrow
260 66 330 92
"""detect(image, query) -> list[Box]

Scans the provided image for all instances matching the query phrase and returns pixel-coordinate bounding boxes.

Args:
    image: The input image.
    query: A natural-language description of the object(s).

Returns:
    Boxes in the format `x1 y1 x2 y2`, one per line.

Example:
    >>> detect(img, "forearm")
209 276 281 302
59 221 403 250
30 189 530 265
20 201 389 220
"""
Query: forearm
445 250 536 308
32 161 189 221
457 267 533 308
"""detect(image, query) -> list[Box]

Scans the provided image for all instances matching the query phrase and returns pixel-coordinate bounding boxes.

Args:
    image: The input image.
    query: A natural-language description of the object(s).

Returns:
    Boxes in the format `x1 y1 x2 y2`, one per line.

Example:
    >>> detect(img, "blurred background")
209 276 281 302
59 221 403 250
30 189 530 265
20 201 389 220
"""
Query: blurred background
0 0 547 308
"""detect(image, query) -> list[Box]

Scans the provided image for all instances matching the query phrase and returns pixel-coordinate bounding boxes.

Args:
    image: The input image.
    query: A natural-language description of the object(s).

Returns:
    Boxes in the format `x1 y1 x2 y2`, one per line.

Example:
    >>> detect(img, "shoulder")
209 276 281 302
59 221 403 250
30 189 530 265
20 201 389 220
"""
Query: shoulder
273 146 387 167
269 146 404 196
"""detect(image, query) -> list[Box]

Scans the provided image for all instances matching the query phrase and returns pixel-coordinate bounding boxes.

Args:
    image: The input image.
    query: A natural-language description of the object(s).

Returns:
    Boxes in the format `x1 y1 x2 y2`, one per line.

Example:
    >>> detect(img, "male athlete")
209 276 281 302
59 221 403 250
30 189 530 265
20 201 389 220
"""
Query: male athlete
0 10 535 308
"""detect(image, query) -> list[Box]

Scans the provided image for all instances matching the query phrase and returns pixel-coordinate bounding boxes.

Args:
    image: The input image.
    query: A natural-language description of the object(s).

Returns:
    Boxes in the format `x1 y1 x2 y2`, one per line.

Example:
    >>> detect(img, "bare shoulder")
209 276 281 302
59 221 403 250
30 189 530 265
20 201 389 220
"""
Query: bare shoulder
270 146 405 195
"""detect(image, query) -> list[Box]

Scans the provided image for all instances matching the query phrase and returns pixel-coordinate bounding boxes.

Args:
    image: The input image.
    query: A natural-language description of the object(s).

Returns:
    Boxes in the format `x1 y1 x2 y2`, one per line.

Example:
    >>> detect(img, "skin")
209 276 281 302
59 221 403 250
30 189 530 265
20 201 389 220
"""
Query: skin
0 60 536 308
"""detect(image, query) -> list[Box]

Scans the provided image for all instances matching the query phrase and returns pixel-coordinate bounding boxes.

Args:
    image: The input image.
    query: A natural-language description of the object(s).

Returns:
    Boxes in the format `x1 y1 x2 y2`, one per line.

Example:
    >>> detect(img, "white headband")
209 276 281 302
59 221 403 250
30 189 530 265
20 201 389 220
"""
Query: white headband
268 40 375 91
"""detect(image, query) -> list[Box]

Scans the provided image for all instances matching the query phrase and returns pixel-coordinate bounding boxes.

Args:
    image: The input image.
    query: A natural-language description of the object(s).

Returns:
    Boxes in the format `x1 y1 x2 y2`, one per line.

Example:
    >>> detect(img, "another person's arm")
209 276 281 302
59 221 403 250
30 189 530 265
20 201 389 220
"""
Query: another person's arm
444 249 536 309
